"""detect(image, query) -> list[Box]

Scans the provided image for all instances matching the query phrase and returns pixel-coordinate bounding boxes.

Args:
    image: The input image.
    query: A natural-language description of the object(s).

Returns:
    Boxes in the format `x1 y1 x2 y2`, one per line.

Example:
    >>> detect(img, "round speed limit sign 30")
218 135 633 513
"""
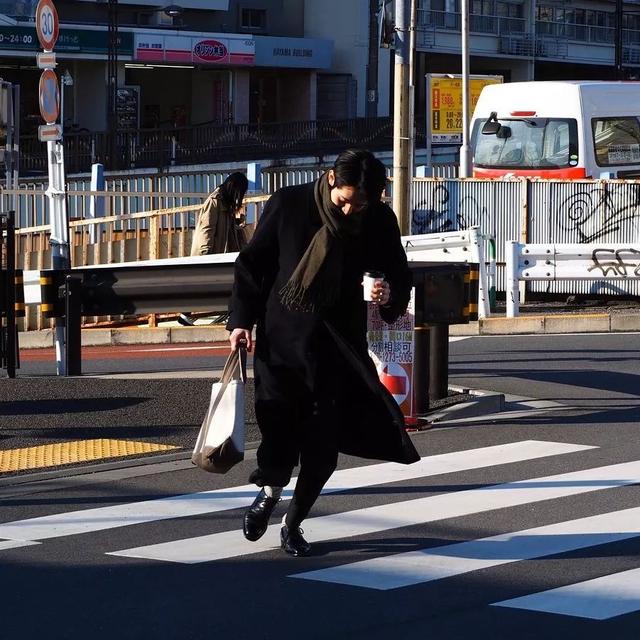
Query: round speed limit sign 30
35 0 59 51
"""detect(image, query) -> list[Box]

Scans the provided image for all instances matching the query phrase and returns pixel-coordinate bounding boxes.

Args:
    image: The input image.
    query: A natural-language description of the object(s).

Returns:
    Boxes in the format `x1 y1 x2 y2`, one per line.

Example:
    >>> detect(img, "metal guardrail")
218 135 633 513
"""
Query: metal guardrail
26 256 473 392
402 228 491 319
506 241 640 317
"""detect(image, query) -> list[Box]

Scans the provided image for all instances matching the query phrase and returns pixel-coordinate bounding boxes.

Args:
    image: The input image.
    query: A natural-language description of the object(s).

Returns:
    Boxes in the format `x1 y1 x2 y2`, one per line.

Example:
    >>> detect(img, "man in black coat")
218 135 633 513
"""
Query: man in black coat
228 149 419 557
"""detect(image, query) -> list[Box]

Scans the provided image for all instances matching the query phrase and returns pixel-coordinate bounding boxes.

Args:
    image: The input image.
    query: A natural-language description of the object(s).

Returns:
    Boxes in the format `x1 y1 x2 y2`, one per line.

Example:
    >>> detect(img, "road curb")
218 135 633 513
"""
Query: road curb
422 387 505 424
17 313 640 349
18 325 231 349
453 313 640 336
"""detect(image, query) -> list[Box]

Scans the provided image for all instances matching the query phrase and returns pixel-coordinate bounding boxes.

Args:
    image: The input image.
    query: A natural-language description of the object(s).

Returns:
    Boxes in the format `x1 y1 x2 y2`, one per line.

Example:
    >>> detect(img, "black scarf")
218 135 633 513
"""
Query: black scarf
279 173 364 312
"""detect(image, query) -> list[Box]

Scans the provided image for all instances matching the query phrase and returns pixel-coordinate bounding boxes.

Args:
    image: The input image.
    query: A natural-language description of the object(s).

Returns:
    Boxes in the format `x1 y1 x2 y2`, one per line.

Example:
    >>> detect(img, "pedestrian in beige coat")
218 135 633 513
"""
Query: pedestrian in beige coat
180 172 249 326
190 172 249 255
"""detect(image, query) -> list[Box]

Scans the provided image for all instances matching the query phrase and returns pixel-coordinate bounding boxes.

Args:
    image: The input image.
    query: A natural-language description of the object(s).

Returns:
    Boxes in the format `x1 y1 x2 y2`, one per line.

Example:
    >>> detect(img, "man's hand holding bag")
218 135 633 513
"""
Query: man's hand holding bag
192 345 247 473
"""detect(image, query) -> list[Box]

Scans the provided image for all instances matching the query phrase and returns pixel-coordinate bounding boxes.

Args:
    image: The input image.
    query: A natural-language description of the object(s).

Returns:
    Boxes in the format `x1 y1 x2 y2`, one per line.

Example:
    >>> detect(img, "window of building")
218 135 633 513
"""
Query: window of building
241 8 266 30
538 5 617 43
593 118 640 166
624 14 640 45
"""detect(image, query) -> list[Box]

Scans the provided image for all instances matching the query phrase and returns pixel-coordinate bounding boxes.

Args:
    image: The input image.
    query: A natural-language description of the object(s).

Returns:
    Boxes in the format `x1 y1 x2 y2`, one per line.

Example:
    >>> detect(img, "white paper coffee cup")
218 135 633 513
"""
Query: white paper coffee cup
363 270 385 301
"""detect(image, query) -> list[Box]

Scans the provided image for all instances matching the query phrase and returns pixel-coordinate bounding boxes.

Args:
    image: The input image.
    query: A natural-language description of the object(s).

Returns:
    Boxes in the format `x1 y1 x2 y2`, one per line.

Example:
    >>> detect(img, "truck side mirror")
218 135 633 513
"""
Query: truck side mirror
481 111 502 135
496 125 512 139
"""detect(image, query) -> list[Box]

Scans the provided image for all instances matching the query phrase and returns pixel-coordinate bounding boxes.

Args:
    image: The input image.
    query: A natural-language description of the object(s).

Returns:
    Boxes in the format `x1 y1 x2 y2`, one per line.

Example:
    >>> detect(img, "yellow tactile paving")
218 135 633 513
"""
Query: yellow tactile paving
0 439 179 473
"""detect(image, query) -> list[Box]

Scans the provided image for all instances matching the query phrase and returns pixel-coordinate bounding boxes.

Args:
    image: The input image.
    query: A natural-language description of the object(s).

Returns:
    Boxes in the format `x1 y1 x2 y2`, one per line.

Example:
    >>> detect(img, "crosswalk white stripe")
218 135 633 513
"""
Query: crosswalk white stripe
493 567 640 620
0 440 588 543
291 506 640 589
108 459 640 565
0 540 39 551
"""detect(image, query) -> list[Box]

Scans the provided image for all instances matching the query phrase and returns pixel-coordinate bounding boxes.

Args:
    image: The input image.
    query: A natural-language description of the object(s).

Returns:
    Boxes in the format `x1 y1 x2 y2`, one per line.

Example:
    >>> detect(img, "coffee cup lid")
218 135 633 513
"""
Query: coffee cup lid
364 270 384 278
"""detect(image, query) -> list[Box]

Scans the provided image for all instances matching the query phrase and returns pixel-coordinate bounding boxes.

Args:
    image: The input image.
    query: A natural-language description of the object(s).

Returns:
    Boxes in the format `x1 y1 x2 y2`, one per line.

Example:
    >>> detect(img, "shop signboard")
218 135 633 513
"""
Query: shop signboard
0 25 132 54
426 74 503 143
367 291 416 420
254 36 333 69
134 33 255 66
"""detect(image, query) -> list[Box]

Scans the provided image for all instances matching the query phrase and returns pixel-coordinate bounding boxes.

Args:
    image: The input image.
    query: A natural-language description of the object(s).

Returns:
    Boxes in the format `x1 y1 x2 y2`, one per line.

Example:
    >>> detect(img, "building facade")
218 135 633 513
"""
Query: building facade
0 0 637 137
412 0 640 120
0 0 333 134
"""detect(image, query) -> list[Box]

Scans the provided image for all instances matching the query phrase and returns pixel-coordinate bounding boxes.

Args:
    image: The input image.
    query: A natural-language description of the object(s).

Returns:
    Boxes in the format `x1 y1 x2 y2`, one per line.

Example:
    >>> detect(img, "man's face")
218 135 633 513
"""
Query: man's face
327 170 366 215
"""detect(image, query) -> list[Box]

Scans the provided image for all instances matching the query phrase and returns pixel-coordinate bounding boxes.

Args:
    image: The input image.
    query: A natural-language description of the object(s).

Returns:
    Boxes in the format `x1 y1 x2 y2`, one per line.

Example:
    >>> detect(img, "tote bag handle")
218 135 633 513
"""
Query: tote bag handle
219 344 247 385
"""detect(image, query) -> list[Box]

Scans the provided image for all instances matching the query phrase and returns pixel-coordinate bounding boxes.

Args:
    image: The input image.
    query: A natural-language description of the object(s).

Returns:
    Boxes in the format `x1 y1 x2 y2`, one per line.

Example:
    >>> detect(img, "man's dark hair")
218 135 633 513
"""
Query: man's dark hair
219 172 249 211
332 148 387 206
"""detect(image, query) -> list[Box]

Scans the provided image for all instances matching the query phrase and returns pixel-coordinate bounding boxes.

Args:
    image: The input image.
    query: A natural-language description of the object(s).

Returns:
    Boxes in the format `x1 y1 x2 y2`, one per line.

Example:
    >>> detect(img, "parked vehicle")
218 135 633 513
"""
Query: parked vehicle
470 81 640 179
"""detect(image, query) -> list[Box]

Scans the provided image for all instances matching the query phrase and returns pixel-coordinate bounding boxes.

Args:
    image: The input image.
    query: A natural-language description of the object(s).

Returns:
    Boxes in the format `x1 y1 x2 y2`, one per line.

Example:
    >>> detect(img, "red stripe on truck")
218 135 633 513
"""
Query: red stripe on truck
473 167 588 179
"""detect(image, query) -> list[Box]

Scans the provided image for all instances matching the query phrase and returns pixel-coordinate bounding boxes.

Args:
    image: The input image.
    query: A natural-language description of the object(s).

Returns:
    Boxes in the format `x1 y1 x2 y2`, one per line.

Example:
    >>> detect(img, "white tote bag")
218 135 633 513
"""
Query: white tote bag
192 346 247 473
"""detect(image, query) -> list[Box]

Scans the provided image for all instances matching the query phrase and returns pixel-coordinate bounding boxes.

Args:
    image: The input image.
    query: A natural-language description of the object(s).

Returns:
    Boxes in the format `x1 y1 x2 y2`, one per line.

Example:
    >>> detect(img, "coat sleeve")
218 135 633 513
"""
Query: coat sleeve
377 206 412 325
226 192 281 330
191 196 220 256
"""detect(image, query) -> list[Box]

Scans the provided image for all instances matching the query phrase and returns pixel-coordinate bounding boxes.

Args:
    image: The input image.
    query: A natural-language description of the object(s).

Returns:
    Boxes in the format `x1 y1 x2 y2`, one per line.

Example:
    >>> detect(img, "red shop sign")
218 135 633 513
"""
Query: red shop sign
193 39 228 62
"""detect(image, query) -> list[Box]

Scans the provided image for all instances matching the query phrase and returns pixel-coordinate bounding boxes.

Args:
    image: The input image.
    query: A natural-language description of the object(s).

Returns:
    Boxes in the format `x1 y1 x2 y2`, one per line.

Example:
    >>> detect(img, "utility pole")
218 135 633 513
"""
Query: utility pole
615 0 624 79
107 0 119 169
393 0 411 235
408 0 416 180
366 0 379 117
459 0 471 177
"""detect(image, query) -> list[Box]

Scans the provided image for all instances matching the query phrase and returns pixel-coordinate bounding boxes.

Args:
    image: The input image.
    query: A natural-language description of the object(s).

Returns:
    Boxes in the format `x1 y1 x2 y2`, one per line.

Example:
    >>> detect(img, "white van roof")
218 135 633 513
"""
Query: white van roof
474 81 640 119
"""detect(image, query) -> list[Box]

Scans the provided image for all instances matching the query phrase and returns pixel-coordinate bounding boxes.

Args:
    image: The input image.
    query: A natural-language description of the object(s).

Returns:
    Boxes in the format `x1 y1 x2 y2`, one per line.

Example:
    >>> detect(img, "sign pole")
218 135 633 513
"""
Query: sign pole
36 0 69 375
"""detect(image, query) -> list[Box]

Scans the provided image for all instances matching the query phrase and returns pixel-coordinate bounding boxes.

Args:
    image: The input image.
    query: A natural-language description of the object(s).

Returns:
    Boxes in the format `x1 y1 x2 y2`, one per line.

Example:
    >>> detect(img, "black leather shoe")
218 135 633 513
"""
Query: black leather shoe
243 489 280 542
280 525 312 557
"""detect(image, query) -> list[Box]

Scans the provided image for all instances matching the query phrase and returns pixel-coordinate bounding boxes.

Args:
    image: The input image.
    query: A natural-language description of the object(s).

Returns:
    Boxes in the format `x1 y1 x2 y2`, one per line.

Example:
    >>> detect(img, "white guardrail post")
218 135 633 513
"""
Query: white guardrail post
506 240 520 318
467 227 490 319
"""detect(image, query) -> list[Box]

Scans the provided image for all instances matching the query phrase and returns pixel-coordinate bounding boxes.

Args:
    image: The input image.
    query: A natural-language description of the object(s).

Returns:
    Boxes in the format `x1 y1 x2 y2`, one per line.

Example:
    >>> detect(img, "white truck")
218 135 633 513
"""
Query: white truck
470 81 640 179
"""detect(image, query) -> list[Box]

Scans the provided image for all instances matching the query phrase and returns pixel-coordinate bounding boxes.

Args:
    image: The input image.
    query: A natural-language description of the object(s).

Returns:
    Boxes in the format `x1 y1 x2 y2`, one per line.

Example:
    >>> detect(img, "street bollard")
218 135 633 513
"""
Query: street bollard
413 325 430 414
2 211 17 378
428 323 450 401
63 275 82 376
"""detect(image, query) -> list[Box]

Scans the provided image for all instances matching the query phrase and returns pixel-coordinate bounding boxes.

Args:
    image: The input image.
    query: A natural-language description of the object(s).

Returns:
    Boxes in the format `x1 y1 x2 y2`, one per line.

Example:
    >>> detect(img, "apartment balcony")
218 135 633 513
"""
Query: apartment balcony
418 9 526 37
500 34 569 58
416 9 640 67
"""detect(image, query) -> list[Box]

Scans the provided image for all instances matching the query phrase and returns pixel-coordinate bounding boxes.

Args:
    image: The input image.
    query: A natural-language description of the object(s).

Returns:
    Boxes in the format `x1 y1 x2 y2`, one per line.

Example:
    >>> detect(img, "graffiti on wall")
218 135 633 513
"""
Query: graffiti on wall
412 183 489 234
558 184 640 243
588 247 640 278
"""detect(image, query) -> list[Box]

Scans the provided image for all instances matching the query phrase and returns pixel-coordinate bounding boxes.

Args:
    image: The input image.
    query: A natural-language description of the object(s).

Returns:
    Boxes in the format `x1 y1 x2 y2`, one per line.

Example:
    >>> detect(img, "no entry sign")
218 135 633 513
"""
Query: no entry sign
35 0 59 51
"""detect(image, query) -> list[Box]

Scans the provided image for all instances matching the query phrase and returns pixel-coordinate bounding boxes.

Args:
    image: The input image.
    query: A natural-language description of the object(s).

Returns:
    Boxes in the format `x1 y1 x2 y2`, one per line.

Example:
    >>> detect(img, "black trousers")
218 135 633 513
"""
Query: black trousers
253 350 341 529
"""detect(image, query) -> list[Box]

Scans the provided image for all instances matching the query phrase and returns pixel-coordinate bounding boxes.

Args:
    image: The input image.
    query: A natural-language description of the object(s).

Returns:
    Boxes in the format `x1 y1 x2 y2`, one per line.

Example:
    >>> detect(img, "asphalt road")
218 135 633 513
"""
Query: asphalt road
1 333 640 639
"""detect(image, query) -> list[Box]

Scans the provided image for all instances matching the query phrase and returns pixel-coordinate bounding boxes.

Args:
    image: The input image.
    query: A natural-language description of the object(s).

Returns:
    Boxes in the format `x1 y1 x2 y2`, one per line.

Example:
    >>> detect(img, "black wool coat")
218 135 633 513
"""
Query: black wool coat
227 181 420 465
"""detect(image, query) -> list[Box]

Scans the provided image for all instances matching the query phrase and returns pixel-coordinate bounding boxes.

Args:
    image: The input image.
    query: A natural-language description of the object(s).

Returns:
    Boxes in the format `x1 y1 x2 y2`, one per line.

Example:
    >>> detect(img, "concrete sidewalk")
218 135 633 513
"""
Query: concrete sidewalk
17 311 640 349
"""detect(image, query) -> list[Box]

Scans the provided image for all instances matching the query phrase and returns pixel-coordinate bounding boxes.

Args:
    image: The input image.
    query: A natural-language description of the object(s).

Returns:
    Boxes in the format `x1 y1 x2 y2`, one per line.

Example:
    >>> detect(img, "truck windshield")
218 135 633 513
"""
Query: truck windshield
472 118 579 169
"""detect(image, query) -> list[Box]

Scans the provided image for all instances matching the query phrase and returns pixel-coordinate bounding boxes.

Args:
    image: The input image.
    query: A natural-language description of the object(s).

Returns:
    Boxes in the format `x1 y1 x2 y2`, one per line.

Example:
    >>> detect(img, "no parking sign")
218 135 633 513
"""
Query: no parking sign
38 68 59 124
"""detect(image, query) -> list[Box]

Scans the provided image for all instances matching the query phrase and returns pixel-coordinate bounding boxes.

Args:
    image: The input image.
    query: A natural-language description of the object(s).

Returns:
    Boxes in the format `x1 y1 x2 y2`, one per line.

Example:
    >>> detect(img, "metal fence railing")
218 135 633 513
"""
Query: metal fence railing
11 176 640 329
19 116 404 176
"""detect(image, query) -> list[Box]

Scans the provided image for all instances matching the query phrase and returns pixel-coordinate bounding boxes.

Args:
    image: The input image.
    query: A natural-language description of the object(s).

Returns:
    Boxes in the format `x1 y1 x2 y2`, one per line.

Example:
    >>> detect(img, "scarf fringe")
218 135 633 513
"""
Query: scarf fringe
279 280 338 313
